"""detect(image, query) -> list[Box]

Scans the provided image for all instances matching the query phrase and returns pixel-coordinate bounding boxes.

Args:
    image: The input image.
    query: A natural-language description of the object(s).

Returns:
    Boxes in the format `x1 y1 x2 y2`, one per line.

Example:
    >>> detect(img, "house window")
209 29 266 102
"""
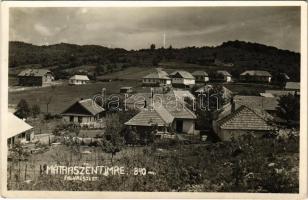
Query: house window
78 116 82 123
70 116 74 122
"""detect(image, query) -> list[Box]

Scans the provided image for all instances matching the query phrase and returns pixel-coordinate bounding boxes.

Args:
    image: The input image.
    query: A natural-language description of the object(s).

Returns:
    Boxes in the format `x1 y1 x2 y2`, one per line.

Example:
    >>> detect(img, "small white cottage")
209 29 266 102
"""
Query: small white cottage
7 113 34 148
69 75 90 85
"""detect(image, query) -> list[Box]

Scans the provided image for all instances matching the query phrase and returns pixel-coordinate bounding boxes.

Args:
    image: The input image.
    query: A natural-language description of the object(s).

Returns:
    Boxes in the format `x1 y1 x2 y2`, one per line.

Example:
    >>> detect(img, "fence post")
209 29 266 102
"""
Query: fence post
25 164 27 180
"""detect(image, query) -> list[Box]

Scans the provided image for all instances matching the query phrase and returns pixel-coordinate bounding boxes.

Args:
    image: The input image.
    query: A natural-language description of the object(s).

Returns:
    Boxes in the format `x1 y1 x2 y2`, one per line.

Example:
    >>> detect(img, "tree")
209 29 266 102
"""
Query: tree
100 113 124 163
150 44 156 50
276 94 300 125
15 99 31 119
271 72 288 88
46 85 56 113
31 104 41 118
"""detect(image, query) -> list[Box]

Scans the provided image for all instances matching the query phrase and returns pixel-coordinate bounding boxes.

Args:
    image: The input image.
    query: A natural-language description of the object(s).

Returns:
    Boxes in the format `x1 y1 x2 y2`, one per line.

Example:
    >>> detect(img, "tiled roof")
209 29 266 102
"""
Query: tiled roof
78 99 105 115
260 93 275 98
125 106 174 126
166 104 197 119
285 82 300 90
217 70 231 76
195 85 214 93
125 92 196 119
143 69 170 79
240 70 271 77
18 69 52 77
69 75 90 81
217 105 273 130
192 71 208 76
7 113 33 139
62 99 105 116
171 89 196 101
234 95 278 111
170 70 195 79
265 90 296 97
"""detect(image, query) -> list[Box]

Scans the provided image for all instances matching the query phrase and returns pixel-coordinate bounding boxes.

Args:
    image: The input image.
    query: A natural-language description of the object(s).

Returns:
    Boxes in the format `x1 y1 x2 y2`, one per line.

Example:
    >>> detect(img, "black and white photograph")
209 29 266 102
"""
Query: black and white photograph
1 1 307 198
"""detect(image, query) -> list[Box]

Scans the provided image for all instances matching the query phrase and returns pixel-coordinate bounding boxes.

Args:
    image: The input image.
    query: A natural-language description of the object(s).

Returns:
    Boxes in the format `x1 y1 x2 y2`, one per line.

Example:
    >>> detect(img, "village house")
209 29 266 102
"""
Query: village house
18 69 54 86
192 71 209 83
125 102 197 136
120 87 133 94
240 70 272 83
142 68 171 86
213 103 274 141
68 75 90 85
233 95 278 115
195 85 233 101
213 70 232 82
61 98 105 128
285 82 300 92
7 113 34 148
124 89 195 111
170 70 195 88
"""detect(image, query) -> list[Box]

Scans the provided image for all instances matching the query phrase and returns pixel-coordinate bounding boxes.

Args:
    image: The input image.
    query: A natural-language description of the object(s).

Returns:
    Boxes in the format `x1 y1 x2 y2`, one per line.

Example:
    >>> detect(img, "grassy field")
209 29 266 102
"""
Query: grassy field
9 80 140 114
97 67 155 80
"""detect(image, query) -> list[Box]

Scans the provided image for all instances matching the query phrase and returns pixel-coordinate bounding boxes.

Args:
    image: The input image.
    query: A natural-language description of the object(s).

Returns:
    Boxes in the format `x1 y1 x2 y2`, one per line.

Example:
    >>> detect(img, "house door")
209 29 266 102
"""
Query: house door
26 133 31 141
176 120 183 132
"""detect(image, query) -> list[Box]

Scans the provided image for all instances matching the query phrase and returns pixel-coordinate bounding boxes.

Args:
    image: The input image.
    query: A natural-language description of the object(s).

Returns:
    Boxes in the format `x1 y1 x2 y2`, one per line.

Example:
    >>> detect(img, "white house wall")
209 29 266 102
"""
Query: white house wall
182 119 195 134
172 78 195 85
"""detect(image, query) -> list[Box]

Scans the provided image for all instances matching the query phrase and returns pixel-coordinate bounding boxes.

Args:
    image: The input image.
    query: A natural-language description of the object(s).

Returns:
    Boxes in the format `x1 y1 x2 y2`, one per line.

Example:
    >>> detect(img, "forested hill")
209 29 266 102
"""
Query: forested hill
9 40 300 81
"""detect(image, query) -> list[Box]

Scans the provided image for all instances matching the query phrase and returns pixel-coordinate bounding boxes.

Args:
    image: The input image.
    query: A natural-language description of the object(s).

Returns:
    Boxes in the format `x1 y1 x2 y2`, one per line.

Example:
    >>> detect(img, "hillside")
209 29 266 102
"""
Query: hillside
9 40 300 81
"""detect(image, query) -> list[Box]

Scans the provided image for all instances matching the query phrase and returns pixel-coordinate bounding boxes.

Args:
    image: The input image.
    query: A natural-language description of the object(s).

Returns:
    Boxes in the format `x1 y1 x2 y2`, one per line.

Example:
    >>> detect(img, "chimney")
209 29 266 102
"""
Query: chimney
231 96 235 113
151 87 154 98
101 88 106 107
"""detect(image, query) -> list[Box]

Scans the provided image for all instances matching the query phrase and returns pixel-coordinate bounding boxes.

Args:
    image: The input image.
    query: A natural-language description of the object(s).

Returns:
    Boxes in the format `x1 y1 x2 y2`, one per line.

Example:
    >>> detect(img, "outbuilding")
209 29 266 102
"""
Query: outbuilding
18 69 54 86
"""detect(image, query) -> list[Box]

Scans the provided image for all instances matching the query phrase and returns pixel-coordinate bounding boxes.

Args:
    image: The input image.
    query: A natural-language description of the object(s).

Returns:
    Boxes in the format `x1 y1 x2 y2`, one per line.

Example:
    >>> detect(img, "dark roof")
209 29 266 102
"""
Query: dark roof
62 99 105 116
217 70 231 76
285 82 300 90
143 69 170 79
217 105 273 131
170 70 195 79
234 95 278 111
18 69 52 77
192 71 208 76
240 70 272 77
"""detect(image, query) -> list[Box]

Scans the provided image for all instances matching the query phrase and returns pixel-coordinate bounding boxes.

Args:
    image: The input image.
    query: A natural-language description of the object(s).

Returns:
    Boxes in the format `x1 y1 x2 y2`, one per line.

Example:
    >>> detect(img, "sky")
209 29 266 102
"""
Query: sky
10 6 301 52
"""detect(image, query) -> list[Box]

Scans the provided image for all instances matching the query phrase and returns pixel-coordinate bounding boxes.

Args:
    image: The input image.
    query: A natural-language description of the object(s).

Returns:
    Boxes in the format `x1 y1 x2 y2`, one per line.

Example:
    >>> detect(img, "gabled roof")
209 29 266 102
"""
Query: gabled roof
285 82 300 90
192 71 208 76
260 93 275 98
265 90 296 97
240 70 272 77
234 95 278 111
69 75 90 81
217 70 231 76
18 69 52 77
171 89 196 101
166 104 197 119
62 99 105 116
195 85 214 93
170 70 195 79
7 113 33 139
143 69 170 80
125 106 174 126
217 105 273 131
